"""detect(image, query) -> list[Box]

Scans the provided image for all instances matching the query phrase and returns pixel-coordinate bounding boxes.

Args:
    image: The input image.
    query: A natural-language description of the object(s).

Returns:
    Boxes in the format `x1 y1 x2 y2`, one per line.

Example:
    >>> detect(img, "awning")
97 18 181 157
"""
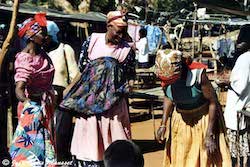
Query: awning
178 18 250 26
0 3 106 23
195 0 250 16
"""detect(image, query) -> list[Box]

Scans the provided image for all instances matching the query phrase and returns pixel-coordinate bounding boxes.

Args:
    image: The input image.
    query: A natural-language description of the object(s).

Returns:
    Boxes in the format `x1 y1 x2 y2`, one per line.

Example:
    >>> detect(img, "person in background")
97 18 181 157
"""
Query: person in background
61 10 135 166
45 20 79 162
155 49 231 167
9 13 56 166
224 24 250 167
136 28 150 68
103 140 144 167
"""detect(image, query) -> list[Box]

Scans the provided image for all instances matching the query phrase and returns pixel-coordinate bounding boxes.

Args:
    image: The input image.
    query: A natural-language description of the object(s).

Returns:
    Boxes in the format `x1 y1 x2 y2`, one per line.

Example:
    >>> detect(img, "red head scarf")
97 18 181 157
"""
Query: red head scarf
18 12 47 39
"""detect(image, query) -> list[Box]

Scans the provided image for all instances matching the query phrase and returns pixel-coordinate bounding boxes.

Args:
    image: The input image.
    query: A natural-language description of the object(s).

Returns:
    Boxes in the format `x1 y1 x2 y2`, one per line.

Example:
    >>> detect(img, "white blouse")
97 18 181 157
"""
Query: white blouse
224 51 250 130
48 43 79 88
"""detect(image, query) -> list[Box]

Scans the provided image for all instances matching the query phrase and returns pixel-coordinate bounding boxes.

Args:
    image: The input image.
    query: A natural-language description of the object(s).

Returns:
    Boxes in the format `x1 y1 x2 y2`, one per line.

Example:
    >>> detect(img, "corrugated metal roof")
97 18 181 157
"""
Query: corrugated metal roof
0 3 106 23
178 18 250 25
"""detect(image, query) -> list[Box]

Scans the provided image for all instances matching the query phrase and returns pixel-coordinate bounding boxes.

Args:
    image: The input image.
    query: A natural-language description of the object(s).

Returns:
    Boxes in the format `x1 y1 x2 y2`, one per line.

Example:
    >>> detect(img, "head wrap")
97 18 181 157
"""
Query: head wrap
18 12 47 40
154 49 182 86
106 11 128 27
47 20 59 43
154 49 207 87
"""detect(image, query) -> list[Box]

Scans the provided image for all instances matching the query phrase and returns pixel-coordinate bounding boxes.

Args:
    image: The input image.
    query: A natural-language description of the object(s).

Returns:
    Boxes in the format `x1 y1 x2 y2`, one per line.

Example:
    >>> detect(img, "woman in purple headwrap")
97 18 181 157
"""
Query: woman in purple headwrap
9 13 56 166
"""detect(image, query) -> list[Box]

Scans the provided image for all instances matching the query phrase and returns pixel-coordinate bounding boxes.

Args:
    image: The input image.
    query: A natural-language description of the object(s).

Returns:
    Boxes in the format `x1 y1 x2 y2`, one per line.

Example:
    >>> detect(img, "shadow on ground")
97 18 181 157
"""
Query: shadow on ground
133 139 165 154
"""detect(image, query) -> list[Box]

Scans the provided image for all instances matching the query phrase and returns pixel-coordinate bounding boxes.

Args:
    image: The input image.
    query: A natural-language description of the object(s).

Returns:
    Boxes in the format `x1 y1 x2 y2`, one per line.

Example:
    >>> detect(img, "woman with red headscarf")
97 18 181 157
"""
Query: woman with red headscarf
9 13 56 166
155 49 231 167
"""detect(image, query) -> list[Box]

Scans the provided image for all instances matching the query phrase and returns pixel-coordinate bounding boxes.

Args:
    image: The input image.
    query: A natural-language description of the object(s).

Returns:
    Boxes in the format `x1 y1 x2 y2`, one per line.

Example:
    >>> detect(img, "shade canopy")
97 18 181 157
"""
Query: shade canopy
195 0 250 16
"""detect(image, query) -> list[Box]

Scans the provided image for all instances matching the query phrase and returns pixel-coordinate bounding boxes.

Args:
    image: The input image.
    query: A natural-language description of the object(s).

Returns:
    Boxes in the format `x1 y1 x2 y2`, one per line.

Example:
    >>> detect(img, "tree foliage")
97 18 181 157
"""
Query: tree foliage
3 0 194 15
157 0 194 12
90 0 116 14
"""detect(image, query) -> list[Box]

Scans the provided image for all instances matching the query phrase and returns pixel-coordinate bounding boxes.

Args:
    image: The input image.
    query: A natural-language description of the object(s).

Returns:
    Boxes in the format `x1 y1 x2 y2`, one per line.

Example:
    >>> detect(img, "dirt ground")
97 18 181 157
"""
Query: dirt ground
130 108 165 167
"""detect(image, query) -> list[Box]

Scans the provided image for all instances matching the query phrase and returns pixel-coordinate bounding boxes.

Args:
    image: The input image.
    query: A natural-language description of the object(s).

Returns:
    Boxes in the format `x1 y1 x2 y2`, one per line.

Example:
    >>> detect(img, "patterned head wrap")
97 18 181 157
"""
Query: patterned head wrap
106 11 128 27
18 13 47 40
154 49 182 86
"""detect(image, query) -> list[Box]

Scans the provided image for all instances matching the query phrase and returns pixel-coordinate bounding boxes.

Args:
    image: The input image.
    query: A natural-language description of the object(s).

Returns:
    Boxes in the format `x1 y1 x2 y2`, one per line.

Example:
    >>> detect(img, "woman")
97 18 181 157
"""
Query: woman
9 13 56 166
155 49 231 167
61 11 135 166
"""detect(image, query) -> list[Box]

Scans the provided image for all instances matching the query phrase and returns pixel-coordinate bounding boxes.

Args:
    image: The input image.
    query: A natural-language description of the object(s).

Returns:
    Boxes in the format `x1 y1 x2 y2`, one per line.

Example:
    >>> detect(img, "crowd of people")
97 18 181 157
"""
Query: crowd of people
0 6 249 167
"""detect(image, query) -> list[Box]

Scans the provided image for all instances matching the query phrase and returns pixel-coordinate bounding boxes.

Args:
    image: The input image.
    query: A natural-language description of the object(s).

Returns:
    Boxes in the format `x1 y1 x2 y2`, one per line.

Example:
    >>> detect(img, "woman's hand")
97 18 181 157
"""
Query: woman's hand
156 125 167 144
63 86 71 97
23 99 30 105
204 133 219 163
124 80 134 93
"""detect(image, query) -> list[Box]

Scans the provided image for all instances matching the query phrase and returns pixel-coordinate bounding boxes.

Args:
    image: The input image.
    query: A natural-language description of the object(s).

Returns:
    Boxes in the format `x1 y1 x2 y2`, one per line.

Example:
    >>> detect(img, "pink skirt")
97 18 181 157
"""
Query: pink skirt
70 98 131 161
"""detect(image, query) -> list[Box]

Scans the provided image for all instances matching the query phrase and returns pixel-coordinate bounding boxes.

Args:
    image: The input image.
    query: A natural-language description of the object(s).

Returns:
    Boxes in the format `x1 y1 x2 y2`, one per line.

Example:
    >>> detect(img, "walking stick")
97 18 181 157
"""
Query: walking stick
0 0 19 73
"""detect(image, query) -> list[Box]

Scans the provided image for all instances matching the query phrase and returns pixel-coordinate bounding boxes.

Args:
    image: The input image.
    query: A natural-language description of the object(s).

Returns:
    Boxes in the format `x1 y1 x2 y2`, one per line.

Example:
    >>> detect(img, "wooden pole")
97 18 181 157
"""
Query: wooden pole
163 23 175 49
0 0 19 151
0 0 19 79
191 3 197 58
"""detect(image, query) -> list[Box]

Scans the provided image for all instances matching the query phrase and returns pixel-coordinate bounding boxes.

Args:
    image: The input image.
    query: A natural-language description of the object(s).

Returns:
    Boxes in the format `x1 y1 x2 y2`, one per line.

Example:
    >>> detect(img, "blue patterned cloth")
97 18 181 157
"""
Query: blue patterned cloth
60 57 128 115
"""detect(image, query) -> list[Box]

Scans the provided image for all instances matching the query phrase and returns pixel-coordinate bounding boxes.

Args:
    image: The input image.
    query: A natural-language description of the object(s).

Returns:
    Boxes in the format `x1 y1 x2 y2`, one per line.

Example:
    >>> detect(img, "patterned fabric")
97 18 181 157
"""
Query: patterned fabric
18 13 47 40
12 51 55 166
78 36 91 72
73 159 104 167
78 34 135 80
60 57 127 115
154 49 182 86
70 33 134 161
227 128 250 158
9 101 55 167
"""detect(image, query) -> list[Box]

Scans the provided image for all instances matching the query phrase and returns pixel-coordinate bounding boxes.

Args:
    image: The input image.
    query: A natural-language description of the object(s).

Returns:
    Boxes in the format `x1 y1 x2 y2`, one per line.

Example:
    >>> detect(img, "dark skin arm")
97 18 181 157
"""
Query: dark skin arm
156 96 174 144
63 71 81 96
15 81 30 103
200 70 219 158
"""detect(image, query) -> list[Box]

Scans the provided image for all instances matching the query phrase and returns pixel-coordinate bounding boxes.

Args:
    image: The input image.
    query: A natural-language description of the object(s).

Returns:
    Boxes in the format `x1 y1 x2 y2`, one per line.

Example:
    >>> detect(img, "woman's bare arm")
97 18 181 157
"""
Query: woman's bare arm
156 96 174 143
63 71 81 96
15 81 29 103
200 70 219 157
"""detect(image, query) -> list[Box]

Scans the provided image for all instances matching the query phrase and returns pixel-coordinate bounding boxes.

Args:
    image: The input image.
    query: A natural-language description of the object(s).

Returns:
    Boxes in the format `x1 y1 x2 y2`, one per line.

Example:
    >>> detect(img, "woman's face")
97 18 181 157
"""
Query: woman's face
31 29 47 46
106 24 127 45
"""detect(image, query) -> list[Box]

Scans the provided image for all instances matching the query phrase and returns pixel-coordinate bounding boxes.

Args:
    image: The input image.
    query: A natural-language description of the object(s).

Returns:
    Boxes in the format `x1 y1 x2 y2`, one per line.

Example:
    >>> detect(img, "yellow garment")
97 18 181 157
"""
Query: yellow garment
163 110 232 167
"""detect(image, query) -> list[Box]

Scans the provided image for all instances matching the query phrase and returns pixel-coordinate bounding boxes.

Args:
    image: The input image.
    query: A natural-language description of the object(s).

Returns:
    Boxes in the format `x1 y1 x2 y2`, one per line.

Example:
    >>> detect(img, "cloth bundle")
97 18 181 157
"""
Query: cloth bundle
60 57 127 115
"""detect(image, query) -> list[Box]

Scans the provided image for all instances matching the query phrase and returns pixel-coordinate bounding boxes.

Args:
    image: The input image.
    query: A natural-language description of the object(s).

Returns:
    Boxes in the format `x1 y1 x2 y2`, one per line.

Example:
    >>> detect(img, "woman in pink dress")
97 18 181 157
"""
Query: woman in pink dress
62 11 135 166
9 13 56 166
